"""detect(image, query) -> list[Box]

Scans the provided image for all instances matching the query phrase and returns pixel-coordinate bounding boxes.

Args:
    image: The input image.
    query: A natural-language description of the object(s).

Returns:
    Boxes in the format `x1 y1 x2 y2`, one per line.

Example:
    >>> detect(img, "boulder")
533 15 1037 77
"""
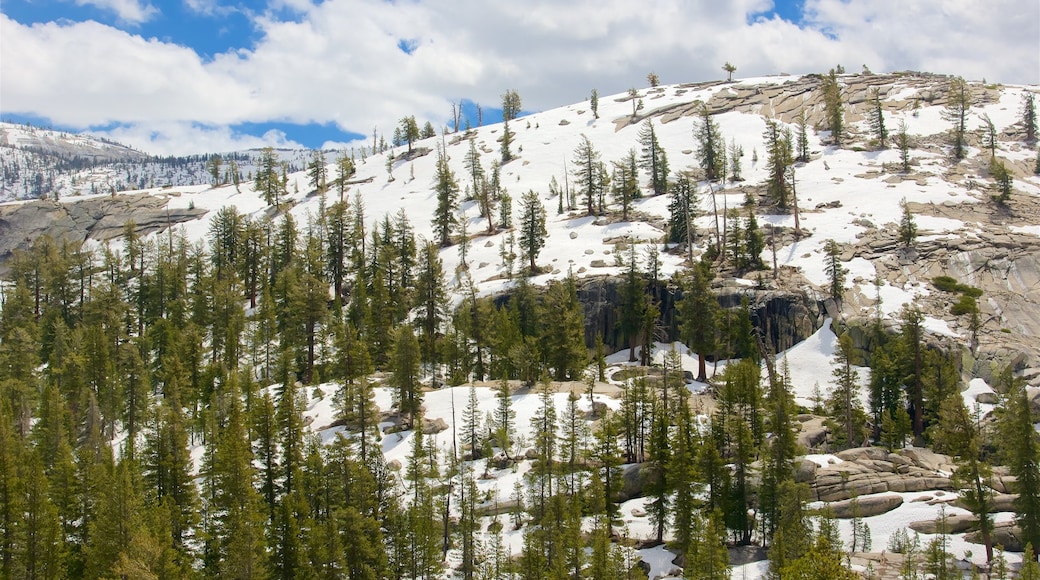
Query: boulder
794 459 818 484
823 495 903 518
618 463 646 502
966 521 1024 552
909 513 977 534
421 417 449 434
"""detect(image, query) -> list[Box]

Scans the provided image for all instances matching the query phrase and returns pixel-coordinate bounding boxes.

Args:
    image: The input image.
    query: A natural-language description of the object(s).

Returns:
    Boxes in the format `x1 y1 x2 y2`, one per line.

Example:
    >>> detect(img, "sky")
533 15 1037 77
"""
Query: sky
1 0 1037 156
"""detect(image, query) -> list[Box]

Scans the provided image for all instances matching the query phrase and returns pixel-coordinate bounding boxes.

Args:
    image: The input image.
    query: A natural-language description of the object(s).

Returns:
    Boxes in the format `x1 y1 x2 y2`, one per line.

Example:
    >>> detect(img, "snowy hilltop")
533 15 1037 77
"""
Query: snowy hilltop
1 71 1040 579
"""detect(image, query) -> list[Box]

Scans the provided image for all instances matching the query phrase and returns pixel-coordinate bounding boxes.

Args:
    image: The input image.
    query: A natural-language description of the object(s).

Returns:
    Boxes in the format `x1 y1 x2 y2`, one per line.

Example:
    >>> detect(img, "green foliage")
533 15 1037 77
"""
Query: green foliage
899 197 917 247
518 190 548 271
695 104 726 181
763 118 793 209
821 69 844 146
942 77 971 160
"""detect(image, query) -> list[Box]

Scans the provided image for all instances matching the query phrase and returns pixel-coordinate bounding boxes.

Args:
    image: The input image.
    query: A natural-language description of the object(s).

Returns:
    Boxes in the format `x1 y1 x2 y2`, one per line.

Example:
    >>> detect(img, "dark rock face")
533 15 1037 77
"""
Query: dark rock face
574 276 823 356
0 192 207 268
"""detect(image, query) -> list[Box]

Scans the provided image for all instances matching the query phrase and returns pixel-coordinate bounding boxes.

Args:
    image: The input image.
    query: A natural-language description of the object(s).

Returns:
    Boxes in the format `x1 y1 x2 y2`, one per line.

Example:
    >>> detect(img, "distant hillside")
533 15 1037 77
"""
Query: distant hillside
0 122 319 200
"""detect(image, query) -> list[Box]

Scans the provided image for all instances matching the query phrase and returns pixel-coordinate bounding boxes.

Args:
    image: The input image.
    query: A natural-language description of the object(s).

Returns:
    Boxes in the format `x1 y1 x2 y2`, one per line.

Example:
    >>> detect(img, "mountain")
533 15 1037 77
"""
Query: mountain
0 122 320 200
6 71 1039 375
2 71 1040 577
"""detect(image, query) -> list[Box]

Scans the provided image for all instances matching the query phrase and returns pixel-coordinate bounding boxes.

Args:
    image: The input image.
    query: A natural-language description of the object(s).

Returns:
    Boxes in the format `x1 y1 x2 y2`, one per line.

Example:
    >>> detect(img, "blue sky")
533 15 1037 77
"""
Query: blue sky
1 0 1034 155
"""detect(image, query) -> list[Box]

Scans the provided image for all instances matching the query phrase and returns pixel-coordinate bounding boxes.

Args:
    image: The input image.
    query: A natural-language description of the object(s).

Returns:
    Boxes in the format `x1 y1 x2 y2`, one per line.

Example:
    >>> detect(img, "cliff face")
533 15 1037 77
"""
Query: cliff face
575 276 824 357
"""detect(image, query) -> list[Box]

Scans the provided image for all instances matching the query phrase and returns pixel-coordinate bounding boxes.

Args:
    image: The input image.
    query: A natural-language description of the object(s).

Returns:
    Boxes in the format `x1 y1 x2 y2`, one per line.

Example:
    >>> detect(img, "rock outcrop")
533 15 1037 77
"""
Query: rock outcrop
0 192 207 267
807 447 956 503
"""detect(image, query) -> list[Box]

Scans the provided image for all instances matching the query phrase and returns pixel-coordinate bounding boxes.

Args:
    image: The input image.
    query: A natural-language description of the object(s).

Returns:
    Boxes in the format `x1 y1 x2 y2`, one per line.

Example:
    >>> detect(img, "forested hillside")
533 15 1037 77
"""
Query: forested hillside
1 71 1040 579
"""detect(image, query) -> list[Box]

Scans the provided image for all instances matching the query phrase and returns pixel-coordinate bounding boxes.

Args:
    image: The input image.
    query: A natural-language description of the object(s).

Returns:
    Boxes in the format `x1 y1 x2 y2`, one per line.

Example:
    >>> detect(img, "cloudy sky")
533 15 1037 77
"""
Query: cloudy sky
2 0 1037 155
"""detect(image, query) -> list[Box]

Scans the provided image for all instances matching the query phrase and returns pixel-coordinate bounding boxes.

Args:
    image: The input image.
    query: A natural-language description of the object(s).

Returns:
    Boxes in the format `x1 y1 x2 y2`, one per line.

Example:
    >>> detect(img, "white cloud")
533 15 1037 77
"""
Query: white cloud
2 0 1036 155
89 122 307 156
74 0 158 24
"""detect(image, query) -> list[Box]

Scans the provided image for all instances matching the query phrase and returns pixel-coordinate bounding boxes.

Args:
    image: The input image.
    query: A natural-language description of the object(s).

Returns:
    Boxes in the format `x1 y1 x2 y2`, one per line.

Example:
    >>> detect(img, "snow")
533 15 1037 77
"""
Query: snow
962 378 997 418
33 74 1040 578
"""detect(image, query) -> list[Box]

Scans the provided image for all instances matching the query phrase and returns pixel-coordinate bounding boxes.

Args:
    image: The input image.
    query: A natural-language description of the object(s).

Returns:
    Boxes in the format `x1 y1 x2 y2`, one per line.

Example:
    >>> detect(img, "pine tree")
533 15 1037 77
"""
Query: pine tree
728 139 743 181
307 149 328 193
390 325 422 429
1024 93 1038 143
590 88 599 119
207 385 268 578
612 149 639 220
821 69 844 146
763 118 793 209
869 87 888 148
795 108 810 162
998 368 1040 556
502 89 522 122
639 120 669 195
433 146 459 247
826 333 866 449
896 121 912 172
898 198 917 246
668 174 697 250
933 395 995 563
0 404 23 579
685 509 729 580
517 190 547 272
540 274 588 381
677 262 718 382
824 240 846 302
695 104 726 181
572 135 603 216
943 77 971 160
723 62 736 81
254 147 283 206
618 246 648 363
414 241 448 370
398 116 420 154
991 157 1013 204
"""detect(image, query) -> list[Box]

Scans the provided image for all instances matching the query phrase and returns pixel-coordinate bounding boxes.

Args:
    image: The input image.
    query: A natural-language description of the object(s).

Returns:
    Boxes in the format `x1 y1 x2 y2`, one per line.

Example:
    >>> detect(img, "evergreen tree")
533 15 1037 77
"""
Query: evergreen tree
901 305 927 439
206 384 268 578
998 368 1040 556
334 152 354 200
723 62 736 81
414 241 448 370
502 89 522 122
612 149 640 221
1024 93 1038 143
896 121 912 172
933 395 995 563
517 190 547 272
898 198 917 246
254 147 283 207
824 239 846 302
390 325 422 429
676 262 718 382
618 246 648 363
572 135 604 216
695 104 726 181
540 275 588 381
685 509 729 580
728 139 743 181
667 174 697 249
307 149 328 194
869 87 888 148
398 116 420 154
821 69 844 146
590 88 599 119
991 157 1013 204
795 108 810 162
826 333 866 449
763 118 793 209
943 77 971 160
433 146 459 247
639 120 669 195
